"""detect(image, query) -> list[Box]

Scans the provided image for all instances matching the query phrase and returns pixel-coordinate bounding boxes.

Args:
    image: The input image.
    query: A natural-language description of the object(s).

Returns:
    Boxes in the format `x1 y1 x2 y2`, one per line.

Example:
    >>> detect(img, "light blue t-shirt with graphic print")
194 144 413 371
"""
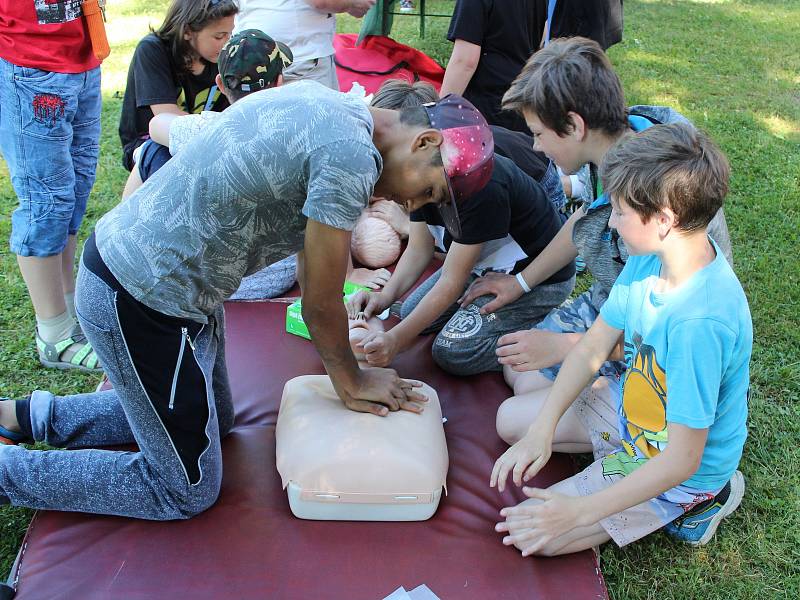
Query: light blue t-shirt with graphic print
600 240 752 490
96 80 382 322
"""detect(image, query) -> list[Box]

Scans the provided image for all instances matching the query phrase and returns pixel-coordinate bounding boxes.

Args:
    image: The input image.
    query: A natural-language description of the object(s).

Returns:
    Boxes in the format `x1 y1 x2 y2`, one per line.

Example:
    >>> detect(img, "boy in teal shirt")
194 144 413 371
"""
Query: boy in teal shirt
491 123 751 555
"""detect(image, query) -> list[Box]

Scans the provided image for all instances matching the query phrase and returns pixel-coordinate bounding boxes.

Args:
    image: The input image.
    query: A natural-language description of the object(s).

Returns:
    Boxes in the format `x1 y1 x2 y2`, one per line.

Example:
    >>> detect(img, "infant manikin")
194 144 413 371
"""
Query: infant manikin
350 212 402 268
348 313 384 364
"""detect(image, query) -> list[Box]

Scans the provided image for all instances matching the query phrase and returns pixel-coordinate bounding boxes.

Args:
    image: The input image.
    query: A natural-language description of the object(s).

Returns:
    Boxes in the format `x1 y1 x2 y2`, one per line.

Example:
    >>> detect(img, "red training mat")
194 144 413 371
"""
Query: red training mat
334 34 445 95
11 301 607 599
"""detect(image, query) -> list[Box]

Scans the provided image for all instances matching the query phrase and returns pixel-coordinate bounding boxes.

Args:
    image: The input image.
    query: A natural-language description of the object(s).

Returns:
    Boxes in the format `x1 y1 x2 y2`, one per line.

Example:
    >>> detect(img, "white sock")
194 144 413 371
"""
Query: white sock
64 292 76 320
36 311 75 344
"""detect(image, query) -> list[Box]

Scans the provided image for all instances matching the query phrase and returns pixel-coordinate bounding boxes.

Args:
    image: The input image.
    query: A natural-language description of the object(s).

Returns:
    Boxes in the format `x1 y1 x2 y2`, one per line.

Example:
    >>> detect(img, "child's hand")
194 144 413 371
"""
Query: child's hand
368 199 410 238
458 272 523 313
490 425 553 492
495 488 585 557
359 331 400 367
346 290 390 319
496 329 575 372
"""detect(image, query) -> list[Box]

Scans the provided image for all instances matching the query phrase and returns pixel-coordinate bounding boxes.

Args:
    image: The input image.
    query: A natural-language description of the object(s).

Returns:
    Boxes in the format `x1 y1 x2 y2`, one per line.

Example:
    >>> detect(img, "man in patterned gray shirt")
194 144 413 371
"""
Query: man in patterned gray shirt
0 81 494 520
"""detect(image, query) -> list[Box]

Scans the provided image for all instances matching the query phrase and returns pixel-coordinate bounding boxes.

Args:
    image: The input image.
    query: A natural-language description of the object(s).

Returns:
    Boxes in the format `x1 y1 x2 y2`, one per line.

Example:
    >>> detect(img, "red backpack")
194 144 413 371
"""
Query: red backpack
333 34 445 95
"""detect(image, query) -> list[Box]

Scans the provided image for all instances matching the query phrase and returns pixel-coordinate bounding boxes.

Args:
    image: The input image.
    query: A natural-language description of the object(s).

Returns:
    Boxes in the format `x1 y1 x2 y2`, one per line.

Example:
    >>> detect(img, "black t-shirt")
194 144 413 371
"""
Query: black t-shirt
448 0 545 133
551 0 624 50
410 154 574 285
118 33 229 170
491 125 549 182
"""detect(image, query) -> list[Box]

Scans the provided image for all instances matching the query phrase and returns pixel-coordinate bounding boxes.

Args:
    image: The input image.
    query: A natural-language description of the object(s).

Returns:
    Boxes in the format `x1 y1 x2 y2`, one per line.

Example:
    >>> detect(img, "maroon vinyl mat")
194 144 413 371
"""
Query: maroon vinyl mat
10 300 607 600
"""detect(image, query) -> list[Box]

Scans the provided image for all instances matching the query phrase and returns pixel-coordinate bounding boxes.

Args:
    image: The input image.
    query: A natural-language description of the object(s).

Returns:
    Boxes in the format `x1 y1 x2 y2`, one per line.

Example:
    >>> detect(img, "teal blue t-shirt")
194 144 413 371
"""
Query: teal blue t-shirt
600 240 752 490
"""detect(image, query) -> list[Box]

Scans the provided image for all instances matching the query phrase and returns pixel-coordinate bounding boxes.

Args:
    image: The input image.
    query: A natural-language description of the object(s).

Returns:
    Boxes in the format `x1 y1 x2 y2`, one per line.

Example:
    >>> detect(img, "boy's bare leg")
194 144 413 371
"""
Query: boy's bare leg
495 388 593 452
0 401 20 434
17 254 67 319
121 166 143 200
61 234 77 295
503 365 553 395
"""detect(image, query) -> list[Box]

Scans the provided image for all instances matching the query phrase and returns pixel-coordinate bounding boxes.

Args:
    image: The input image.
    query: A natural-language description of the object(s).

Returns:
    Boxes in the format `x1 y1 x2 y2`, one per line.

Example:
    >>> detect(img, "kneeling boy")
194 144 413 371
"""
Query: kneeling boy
491 123 751 554
349 152 574 376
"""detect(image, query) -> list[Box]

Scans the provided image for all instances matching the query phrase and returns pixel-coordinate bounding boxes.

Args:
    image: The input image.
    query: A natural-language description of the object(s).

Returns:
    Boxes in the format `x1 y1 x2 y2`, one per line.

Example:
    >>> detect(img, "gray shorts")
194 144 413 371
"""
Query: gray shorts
283 55 339 91
568 377 720 547
401 268 574 376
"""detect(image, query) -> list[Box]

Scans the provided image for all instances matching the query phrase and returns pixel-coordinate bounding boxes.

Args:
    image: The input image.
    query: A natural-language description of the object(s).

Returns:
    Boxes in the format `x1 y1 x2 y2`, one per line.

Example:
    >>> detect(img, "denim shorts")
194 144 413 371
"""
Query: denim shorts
0 57 101 257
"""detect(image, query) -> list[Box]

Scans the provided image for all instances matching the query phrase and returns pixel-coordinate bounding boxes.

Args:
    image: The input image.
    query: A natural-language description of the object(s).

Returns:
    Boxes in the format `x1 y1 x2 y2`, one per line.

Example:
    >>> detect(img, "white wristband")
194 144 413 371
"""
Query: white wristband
569 174 585 199
515 272 531 293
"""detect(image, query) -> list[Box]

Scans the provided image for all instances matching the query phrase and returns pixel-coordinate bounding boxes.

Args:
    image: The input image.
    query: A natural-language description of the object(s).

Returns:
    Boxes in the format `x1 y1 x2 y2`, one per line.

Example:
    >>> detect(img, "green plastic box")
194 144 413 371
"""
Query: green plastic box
286 281 369 340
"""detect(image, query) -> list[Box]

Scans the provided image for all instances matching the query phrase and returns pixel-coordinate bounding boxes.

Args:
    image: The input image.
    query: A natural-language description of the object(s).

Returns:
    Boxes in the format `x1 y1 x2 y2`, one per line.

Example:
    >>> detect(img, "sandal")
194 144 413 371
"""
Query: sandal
36 324 103 373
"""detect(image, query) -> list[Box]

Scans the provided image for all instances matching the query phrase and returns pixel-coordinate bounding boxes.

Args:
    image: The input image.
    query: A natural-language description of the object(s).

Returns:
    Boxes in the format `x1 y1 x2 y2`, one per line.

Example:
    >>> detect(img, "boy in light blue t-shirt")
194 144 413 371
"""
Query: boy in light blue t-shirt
490 122 752 556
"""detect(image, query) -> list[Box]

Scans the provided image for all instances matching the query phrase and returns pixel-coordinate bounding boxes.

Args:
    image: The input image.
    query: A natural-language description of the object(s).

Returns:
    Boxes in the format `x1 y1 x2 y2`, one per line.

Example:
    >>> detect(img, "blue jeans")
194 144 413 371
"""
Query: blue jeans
0 57 101 257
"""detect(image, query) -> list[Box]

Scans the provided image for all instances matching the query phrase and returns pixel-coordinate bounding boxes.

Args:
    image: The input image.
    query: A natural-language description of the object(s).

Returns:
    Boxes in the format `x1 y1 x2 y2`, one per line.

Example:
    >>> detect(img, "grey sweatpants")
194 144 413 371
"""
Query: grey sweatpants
401 269 575 376
0 262 234 519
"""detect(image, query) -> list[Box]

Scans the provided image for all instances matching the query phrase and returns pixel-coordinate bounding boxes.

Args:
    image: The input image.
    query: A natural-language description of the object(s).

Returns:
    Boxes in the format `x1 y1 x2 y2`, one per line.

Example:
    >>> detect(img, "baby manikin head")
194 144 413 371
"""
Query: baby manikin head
348 314 385 363
350 214 401 268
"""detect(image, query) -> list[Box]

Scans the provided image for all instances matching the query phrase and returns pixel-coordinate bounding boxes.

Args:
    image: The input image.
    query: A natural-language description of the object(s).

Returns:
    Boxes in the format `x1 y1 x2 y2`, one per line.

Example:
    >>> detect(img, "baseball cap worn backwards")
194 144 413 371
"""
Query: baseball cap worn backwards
218 29 293 93
423 95 494 238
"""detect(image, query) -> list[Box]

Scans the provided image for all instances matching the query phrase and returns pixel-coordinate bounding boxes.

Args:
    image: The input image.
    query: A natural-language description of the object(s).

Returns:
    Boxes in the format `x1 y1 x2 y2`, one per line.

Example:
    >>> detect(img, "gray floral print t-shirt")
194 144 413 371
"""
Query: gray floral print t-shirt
96 81 382 322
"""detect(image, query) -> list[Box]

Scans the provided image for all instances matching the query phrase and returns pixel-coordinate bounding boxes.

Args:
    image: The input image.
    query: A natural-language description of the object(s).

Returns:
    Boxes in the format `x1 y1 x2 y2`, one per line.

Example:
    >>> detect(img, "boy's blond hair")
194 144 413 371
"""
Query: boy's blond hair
601 123 730 231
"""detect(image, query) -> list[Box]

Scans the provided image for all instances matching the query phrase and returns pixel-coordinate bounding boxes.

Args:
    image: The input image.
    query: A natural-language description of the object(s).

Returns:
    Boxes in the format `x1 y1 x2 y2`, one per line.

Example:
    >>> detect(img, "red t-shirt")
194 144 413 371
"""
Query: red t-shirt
0 0 99 73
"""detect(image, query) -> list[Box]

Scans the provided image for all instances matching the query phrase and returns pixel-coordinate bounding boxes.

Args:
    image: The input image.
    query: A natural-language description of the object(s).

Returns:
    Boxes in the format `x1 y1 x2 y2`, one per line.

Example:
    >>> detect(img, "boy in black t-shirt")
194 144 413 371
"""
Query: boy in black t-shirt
348 153 574 376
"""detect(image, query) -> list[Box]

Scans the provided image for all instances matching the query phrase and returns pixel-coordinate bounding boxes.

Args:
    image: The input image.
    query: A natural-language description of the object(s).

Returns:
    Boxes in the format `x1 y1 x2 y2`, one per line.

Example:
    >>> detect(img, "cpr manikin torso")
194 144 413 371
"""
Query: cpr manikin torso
276 375 448 521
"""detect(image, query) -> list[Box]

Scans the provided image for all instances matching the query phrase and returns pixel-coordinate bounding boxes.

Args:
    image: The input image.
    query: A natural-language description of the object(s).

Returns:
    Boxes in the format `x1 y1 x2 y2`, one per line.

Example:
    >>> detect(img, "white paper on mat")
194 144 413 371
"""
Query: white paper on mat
382 584 440 600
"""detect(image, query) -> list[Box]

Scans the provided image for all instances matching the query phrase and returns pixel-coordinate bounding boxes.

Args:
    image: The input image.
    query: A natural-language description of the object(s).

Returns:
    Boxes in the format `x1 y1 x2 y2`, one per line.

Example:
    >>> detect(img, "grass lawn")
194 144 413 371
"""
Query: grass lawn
0 0 798 597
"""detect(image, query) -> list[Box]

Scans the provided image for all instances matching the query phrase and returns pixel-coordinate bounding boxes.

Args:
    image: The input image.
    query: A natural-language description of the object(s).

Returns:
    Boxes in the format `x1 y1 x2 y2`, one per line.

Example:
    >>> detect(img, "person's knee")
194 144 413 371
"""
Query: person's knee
495 398 528 445
431 337 486 376
512 370 552 396
176 478 222 518
399 299 414 320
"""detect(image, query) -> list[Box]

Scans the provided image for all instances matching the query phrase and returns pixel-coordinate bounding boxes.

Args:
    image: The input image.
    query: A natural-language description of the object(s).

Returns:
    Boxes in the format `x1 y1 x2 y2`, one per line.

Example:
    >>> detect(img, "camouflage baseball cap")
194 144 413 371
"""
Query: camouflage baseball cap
218 29 293 93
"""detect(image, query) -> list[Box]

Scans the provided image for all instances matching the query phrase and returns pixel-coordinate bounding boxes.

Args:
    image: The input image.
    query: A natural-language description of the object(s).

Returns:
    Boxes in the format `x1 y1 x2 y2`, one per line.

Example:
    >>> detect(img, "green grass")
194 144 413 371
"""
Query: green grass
1 0 798 597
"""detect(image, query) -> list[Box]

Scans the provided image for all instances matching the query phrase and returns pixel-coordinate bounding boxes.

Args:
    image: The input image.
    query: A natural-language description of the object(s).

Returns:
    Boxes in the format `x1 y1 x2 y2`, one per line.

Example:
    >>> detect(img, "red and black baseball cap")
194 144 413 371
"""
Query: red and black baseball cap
423 95 494 238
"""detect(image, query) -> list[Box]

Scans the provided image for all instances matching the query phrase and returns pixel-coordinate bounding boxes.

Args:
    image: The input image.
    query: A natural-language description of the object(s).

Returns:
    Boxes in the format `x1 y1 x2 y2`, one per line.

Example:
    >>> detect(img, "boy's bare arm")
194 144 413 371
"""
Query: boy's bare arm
389 241 482 350
460 206 583 312
492 315 621 491
579 424 707 522
148 112 181 146
365 221 435 312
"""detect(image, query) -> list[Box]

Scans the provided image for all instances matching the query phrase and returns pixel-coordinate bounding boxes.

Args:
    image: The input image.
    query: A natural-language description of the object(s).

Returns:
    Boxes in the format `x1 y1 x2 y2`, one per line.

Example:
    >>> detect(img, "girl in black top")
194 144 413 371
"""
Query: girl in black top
118 0 238 171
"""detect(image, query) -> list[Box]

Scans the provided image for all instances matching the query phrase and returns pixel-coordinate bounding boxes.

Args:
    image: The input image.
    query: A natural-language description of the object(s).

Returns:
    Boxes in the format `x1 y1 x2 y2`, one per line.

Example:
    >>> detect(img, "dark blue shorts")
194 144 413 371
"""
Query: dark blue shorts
135 139 172 183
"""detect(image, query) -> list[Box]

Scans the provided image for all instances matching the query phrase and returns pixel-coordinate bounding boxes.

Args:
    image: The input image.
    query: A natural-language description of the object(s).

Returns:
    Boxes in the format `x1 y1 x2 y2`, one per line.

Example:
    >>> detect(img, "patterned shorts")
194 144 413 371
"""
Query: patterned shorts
566 377 720 547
